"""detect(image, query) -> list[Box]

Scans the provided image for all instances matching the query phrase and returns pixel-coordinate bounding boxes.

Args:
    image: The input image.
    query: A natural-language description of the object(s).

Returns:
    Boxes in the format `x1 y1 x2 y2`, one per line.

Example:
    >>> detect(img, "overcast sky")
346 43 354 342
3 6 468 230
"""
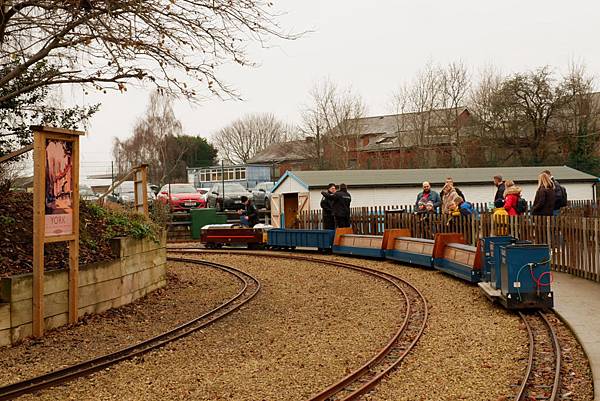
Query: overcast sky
67 0 600 177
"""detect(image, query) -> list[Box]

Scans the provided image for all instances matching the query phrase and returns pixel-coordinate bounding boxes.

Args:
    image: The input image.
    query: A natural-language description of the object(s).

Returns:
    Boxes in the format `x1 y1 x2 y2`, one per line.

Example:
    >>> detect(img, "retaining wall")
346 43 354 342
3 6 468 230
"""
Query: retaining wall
0 234 166 346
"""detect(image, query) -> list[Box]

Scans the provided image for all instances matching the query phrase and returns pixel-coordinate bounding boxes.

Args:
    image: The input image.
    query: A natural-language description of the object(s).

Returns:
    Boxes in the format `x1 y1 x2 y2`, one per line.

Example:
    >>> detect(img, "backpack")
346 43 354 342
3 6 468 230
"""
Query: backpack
459 201 475 216
516 197 528 214
554 184 568 208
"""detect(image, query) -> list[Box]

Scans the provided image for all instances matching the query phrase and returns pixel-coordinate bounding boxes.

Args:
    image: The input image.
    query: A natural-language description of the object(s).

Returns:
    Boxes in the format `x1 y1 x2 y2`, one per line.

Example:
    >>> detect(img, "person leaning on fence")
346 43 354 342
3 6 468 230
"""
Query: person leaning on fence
542 169 568 215
443 177 466 202
415 181 441 212
532 173 556 216
417 200 435 222
321 183 352 228
238 196 259 227
492 198 509 235
441 183 459 215
320 183 336 230
493 175 506 206
503 179 524 216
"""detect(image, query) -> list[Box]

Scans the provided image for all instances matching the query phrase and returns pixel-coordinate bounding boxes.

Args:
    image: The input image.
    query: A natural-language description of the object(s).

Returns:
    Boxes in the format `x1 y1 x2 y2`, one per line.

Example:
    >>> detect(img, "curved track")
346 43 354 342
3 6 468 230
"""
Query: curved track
515 311 561 401
169 248 429 401
0 258 260 401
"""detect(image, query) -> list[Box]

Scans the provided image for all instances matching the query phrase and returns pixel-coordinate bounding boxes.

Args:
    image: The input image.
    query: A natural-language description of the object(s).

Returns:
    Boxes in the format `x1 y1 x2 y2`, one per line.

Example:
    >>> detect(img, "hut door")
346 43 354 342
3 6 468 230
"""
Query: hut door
283 193 299 228
271 194 281 228
298 192 310 228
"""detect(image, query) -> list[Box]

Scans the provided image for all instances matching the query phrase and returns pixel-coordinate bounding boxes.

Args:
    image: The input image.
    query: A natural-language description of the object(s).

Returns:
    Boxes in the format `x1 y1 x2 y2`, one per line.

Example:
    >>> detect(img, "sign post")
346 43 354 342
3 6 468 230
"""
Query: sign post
134 164 149 217
32 126 84 337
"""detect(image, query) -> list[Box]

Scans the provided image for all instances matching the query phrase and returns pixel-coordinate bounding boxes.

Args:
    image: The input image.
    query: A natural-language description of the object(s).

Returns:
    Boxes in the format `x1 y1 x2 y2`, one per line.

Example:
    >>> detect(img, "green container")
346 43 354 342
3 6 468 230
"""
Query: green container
215 213 228 224
191 208 227 239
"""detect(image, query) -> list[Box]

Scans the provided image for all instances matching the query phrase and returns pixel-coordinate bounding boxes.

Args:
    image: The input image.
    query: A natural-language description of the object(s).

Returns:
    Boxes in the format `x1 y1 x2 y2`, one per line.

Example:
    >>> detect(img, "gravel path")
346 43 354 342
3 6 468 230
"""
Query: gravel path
3 251 593 401
0 261 240 386
15 253 405 401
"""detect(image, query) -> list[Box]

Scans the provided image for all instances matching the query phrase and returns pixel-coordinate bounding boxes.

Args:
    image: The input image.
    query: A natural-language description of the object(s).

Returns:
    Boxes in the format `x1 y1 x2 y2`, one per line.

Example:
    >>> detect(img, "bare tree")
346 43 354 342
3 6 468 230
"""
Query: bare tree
301 79 366 169
113 91 188 184
213 113 295 164
437 61 471 166
0 1 299 104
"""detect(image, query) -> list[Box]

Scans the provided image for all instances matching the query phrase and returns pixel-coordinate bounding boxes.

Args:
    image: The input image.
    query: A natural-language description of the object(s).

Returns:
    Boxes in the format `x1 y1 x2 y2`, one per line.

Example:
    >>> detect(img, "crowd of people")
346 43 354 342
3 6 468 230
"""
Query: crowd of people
317 170 568 228
415 170 567 219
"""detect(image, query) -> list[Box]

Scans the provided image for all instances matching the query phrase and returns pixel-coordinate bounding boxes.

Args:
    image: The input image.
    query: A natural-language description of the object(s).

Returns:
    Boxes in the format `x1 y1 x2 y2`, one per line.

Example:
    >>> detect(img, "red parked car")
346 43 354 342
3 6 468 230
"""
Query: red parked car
157 184 206 211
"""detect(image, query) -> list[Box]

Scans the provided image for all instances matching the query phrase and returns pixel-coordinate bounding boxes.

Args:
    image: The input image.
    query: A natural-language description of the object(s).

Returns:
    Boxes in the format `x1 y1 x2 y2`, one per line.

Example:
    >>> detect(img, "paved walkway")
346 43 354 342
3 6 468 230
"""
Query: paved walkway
553 272 600 400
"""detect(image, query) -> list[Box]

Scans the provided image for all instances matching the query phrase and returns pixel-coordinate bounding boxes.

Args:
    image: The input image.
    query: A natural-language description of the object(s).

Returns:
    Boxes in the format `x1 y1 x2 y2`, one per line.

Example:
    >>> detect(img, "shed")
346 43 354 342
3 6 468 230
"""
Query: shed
269 166 597 228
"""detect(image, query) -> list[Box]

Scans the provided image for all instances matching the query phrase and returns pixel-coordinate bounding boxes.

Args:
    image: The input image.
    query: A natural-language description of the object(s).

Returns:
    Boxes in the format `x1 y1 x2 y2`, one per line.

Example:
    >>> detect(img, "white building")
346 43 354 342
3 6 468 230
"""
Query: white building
269 166 598 228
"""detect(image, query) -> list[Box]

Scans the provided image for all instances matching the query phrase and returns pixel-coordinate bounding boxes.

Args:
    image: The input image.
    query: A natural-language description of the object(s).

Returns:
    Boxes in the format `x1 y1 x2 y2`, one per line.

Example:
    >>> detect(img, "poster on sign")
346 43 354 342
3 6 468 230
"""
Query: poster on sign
44 139 74 237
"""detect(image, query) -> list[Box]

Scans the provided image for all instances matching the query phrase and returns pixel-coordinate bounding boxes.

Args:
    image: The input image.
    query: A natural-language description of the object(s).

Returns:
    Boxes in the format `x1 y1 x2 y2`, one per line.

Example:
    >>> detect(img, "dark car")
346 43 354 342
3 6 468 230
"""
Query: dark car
157 183 206 212
251 181 275 209
207 182 253 211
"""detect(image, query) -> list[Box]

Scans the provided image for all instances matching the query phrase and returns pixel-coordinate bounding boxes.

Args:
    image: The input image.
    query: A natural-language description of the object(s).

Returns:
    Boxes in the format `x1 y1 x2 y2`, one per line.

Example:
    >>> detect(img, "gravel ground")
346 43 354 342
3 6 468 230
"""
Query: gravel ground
15 253 405 401
3 251 593 401
0 261 240 386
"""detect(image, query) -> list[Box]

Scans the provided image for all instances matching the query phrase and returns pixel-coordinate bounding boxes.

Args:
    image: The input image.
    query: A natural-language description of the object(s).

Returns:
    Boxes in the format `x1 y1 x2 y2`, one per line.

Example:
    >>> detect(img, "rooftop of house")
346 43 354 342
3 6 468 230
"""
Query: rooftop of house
273 165 596 191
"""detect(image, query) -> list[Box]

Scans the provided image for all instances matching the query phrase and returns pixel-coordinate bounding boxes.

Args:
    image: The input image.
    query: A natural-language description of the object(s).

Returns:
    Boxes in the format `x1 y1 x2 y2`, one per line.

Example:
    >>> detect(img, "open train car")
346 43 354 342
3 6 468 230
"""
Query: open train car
267 229 335 251
200 225 266 249
332 229 409 259
385 236 434 268
432 233 483 283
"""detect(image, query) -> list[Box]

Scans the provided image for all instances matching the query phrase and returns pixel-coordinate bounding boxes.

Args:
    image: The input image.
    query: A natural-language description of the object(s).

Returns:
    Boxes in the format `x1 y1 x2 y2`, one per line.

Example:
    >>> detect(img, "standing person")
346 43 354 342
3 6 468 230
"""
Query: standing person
440 182 459 215
542 169 568 215
321 183 352 228
503 180 524 216
531 173 556 216
320 183 336 230
238 196 259 227
493 175 506 205
337 183 352 228
415 182 441 212
444 177 466 202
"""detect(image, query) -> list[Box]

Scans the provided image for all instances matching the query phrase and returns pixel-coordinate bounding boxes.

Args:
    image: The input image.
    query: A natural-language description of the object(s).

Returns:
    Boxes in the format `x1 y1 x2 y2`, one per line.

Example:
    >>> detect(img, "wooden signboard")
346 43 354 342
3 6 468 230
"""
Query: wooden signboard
32 126 84 337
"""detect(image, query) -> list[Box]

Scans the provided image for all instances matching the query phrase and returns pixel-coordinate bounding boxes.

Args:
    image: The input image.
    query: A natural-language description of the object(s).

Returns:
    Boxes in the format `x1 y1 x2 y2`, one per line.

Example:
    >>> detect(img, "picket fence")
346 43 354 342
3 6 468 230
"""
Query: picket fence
298 205 600 282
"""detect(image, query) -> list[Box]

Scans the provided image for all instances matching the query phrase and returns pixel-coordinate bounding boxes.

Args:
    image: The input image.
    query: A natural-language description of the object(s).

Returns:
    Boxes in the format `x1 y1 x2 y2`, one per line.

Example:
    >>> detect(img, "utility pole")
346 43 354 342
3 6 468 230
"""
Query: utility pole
221 160 225 211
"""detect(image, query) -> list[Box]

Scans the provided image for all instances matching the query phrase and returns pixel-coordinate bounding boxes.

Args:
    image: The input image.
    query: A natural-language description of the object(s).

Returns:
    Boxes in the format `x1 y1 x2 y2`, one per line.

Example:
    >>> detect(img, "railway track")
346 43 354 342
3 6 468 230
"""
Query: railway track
515 311 561 401
0 258 260 401
169 248 429 401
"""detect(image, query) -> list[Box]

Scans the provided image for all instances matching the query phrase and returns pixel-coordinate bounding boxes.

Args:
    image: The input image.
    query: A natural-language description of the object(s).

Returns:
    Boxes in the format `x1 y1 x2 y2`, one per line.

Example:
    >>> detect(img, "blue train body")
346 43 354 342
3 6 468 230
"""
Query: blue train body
481 236 515 285
268 229 335 251
385 237 434 268
498 244 553 309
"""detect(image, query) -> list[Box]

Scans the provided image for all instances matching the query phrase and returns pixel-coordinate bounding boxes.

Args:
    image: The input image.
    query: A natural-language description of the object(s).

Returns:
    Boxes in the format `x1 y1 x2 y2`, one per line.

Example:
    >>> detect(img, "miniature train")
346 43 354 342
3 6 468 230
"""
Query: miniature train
200 225 554 310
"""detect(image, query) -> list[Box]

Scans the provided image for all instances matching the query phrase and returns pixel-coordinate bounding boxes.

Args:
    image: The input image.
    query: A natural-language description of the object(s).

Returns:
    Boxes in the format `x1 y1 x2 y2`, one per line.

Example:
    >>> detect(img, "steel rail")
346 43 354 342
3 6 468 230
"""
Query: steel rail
515 311 562 401
169 248 429 401
0 258 260 401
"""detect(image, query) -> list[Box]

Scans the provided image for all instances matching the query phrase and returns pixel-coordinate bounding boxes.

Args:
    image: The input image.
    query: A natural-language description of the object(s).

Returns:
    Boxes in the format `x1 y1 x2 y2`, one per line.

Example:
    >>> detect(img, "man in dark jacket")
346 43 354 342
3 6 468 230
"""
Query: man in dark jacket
493 175 506 205
320 183 336 229
415 181 441 212
321 183 352 228
239 196 259 227
543 170 568 214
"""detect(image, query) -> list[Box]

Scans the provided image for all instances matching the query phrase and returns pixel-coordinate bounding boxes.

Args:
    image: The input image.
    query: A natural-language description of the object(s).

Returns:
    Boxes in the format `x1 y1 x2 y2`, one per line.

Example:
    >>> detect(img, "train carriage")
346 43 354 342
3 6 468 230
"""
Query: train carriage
333 229 409 259
384 236 434 268
200 225 266 249
432 233 483 283
267 228 335 251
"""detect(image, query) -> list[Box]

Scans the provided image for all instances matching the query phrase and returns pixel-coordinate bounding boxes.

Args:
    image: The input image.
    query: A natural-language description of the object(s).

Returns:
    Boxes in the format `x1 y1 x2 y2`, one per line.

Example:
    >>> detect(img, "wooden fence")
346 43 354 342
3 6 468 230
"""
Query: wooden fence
299 206 600 282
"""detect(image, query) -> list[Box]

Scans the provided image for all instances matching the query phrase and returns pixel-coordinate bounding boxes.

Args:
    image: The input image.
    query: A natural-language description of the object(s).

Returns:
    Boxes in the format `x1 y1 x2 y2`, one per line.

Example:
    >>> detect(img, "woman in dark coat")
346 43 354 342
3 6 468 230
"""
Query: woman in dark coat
531 173 556 216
